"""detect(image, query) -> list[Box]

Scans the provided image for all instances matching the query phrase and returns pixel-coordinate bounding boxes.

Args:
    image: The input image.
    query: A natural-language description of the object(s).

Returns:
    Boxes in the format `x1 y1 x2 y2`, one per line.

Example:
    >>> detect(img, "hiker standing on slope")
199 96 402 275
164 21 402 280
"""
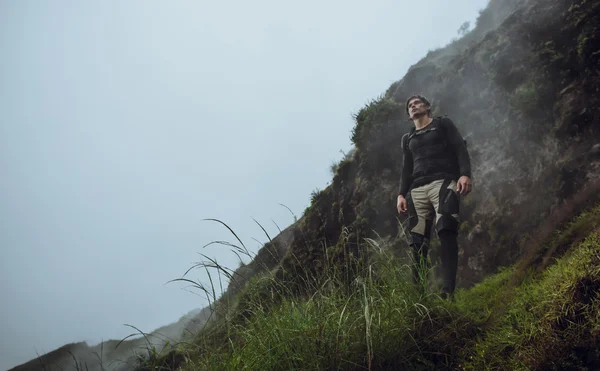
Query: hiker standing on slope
396 95 472 300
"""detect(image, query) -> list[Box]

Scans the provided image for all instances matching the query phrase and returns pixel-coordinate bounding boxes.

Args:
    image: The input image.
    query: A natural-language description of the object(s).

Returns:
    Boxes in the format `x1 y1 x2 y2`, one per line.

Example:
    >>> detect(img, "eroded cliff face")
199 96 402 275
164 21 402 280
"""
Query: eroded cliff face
229 0 600 297
384 0 600 285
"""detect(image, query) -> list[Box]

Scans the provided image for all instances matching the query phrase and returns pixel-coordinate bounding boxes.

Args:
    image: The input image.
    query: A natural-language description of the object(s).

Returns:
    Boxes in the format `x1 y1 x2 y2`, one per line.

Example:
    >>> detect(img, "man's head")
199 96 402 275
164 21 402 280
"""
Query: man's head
405 95 432 120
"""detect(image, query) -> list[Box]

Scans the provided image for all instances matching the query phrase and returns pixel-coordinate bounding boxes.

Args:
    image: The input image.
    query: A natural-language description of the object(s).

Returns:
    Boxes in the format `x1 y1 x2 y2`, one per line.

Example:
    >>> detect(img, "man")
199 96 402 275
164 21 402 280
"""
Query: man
397 95 472 300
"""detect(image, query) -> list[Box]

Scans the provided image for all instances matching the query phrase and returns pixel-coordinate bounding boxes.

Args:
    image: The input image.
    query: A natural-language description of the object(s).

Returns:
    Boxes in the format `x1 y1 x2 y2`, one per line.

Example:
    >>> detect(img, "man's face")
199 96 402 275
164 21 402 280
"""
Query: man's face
407 98 430 119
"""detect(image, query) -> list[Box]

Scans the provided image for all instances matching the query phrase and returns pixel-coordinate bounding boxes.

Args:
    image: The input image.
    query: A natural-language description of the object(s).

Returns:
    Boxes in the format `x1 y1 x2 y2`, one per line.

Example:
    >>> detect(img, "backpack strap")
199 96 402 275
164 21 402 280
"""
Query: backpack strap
401 128 415 150
438 115 468 147
401 133 409 150
403 116 468 150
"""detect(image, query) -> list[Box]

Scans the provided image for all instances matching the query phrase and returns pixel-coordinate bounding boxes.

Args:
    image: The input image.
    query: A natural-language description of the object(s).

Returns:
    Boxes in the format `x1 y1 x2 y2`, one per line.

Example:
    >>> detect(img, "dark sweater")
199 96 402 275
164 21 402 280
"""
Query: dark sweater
398 116 471 197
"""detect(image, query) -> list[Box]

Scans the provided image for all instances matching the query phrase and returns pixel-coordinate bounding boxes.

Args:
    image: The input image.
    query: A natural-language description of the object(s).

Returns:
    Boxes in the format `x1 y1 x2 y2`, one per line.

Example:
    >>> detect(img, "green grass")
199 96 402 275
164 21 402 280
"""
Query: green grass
140 204 600 371
181 245 476 370
467 228 600 370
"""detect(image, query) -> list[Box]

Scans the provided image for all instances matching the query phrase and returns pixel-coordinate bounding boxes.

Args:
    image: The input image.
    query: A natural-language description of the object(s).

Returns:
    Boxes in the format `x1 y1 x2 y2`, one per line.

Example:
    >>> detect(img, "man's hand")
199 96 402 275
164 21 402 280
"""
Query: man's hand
397 195 408 214
457 176 473 196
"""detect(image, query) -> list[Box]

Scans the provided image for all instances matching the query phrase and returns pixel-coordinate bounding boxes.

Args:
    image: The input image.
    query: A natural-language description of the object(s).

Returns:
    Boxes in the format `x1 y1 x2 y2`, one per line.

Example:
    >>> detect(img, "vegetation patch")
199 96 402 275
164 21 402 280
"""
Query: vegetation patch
150 205 600 371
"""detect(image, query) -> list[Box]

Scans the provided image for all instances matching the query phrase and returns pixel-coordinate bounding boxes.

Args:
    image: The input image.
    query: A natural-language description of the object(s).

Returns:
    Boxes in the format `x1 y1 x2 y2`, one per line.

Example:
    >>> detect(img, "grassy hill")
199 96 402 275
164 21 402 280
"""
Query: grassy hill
15 0 600 369
139 194 600 370
134 0 600 369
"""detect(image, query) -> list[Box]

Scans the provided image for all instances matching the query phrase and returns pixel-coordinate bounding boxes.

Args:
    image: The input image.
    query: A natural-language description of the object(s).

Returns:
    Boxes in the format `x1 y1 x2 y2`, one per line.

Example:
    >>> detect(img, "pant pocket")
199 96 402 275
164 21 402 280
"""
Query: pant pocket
439 188 459 215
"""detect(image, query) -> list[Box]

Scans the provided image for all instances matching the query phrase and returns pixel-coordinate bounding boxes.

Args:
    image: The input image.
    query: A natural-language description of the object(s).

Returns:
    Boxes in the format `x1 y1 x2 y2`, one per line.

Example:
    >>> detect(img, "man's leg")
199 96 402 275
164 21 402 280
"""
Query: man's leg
406 186 434 287
438 230 459 297
410 232 429 285
428 179 461 298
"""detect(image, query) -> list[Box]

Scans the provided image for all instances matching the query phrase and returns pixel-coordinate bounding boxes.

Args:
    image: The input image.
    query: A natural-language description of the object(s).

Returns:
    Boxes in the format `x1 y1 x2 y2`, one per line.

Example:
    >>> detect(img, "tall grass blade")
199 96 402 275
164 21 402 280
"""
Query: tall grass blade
252 217 272 242
203 218 250 257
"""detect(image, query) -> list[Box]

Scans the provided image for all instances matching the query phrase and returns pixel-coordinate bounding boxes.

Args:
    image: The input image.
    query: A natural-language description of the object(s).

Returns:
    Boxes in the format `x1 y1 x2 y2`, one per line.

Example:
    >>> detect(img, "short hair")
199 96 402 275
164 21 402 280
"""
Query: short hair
405 95 432 116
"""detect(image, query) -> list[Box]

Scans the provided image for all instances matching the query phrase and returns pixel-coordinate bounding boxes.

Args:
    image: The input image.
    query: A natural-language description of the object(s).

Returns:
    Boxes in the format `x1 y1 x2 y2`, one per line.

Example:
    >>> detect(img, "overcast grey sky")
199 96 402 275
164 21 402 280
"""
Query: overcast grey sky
1 1 489 369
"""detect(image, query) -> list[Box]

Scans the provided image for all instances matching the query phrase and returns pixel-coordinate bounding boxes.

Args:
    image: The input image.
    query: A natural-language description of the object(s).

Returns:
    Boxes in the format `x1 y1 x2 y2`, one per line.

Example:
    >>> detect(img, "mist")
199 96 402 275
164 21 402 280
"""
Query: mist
1 1 490 369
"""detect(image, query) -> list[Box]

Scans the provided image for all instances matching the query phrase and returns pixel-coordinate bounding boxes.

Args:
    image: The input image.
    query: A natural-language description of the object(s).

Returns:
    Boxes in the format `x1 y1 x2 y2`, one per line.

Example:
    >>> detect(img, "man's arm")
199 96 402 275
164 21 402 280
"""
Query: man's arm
442 117 471 179
398 133 413 197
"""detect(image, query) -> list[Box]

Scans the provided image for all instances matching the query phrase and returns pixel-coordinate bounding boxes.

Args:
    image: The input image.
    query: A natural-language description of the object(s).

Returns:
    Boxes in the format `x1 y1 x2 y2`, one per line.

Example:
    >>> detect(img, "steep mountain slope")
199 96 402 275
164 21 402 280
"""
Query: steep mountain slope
179 0 600 367
12 0 600 369
268 0 600 293
215 0 539 306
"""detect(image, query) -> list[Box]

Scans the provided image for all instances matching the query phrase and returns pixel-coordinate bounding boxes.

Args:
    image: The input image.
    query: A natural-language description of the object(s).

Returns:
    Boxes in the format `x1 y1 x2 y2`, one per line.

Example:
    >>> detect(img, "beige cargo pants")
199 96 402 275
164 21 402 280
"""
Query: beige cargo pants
406 178 460 238
406 178 461 295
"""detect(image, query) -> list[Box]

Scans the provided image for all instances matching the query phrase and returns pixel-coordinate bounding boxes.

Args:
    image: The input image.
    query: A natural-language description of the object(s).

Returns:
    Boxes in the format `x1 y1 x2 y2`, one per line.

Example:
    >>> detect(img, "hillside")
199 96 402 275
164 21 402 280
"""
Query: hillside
198 0 600 319
172 0 600 369
175 202 600 370
13 0 600 369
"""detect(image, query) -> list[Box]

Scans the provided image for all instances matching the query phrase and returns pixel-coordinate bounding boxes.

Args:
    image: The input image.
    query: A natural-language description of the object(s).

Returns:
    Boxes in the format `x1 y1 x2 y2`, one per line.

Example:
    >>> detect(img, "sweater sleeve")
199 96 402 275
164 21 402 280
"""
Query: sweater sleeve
442 117 472 179
398 134 413 196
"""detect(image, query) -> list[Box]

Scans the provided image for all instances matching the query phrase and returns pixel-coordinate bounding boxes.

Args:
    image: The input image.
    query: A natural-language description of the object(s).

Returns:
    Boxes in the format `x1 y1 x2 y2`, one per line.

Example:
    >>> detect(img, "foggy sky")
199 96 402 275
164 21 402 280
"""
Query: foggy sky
1 1 489 369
